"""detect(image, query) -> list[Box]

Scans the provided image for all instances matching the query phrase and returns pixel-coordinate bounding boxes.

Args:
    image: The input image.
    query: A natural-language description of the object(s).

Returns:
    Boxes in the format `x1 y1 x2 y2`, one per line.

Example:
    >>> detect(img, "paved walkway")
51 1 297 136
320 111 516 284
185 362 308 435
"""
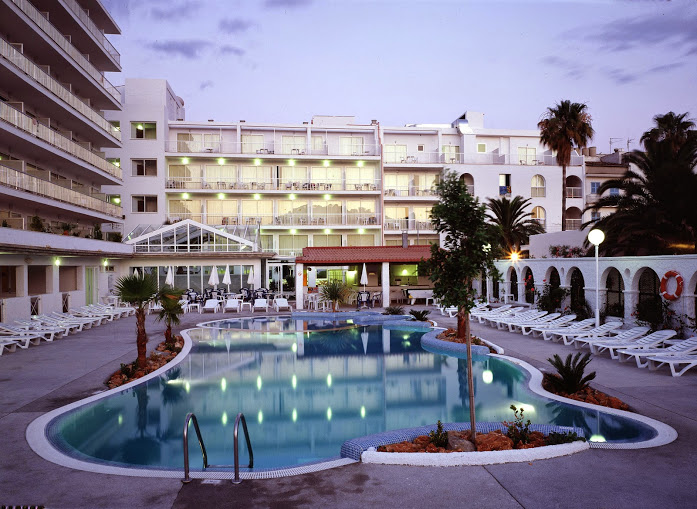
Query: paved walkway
1 307 696 508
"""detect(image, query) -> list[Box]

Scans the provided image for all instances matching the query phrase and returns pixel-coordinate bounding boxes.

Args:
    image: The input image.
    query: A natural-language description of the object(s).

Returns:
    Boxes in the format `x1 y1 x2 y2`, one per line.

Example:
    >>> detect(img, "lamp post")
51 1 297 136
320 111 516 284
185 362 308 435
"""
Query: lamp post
587 229 605 327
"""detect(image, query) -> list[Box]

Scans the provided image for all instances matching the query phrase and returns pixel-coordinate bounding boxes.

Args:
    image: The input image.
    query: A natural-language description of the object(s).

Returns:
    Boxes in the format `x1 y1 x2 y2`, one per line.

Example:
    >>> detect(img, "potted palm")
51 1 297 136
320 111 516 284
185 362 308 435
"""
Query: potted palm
319 280 350 312
114 273 158 369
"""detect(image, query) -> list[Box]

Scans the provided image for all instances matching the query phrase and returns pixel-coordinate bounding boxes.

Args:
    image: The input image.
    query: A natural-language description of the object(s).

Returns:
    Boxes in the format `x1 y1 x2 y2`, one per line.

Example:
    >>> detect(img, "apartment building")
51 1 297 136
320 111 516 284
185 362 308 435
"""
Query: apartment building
0 0 126 319
584 148 628 222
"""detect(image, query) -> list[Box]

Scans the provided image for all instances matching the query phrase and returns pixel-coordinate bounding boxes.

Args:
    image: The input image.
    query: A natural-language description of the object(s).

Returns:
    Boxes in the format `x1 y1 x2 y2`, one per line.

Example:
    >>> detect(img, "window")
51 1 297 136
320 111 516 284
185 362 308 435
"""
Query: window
279 234 308 256
347 233 375 246
340 137 364 156
384 144 407 163
241 134 264 153
417 144 425 152
107 194 121 205
517 147 536 165
314 234 342 247
531 174 546 197
311 135 325 153
609 187 620 197
384 174 410 195
477 143 486 153
590 181 601 194
206 199 238 225
168 198 202 222
345 166 376 189
282 135 306 154
532 206 546 230
131 122 156 139
591 211 600 222
132 159 157 176
442 145 460 163
132 195 157 213
346 199 376 224
499 174 511 195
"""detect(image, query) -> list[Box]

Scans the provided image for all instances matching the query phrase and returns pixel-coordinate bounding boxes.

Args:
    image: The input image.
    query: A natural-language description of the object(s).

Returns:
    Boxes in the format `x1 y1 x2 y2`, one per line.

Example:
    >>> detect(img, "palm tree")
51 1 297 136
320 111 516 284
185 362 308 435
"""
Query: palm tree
486 195 546 255
156 285 184 347
319 279 350 312
586 112 697 255
114 273 158 369
538 100 594 230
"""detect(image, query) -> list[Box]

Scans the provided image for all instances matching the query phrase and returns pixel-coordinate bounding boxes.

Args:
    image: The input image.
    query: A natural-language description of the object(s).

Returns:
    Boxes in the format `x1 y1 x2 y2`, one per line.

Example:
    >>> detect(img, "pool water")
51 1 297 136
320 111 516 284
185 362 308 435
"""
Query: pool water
48 317 656 471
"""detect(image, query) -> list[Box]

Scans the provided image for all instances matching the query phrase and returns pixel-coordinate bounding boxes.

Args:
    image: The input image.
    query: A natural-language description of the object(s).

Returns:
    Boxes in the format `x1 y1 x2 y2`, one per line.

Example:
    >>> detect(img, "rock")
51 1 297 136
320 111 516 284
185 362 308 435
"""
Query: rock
475 430 513 451
448 431 475 452
413 435 431 447
516 431 546 449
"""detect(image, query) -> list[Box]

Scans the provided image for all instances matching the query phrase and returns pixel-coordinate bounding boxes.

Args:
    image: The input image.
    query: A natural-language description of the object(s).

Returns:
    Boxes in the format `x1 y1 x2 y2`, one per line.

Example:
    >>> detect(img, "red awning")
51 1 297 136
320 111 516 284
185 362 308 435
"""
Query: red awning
295 245 432 264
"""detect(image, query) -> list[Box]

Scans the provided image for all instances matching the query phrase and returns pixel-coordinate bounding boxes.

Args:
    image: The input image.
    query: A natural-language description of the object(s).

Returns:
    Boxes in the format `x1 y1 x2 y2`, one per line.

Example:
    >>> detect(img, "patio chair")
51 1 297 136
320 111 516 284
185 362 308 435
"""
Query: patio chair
0 334 42 353
33 314 84 333
552 321 623 345
51 311 102 328
471 304 511 318
223 299 241 313
490 310 546 330
273 298 291 312
573 327 649 350
148 301 164 315
509 313 560 333
618 336 697 368
252 298 269 312
646 351 697 377
523 314 577 336
541 319 596 341
589 329 677 359
480 307 527 326
2 322 61 342
201 299 222 313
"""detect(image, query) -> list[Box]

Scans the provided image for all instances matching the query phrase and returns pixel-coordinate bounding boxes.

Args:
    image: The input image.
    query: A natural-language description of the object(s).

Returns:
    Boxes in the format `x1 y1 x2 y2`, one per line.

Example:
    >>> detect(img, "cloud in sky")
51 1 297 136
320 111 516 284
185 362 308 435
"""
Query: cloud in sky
219 18 255 33
605 67 638 85
541 55 586 80
220 45 245 56
200 80 214 90
147 39 212 58
151 1 202 21
264 0 313 9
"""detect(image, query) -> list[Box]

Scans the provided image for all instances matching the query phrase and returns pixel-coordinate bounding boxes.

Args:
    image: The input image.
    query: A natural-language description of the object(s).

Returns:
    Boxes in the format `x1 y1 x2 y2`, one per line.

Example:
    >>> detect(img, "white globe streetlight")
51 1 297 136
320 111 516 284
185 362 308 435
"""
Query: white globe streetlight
587 229 605 327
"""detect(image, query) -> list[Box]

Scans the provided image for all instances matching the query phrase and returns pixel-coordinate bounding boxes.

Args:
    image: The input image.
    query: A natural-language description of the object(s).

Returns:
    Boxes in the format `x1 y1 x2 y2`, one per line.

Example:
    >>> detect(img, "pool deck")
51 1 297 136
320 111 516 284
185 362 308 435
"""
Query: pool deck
2 306 697 508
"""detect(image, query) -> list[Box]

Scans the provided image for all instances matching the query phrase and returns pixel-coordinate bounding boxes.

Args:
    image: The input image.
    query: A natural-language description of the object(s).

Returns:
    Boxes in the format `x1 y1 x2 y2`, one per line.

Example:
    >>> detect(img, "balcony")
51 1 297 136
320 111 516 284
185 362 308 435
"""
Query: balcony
0 162 123 218
565 219 583 230
9 0 120 103
0 37 120 142
62 0 120 66
565 187 583 199
384 186 437 198
383 151 584 166
165 140 381 157
165 176 381 192
166 213 380 228
0 101 122 180
383 218 434 231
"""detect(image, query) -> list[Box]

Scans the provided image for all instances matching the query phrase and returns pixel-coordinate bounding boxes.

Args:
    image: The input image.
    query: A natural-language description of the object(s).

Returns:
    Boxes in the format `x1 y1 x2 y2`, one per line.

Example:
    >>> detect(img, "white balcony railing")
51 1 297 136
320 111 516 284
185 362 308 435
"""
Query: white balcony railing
0 101 122 179
165 140 381 157
384 151 584 166
384 186 438 197
10 0 120 102
62 0 120 65
165 176 380 192
565 219 583 230
0 38 120 141
565 187 583 199
0 163 123 218
166 213 380 227
383 218 434 231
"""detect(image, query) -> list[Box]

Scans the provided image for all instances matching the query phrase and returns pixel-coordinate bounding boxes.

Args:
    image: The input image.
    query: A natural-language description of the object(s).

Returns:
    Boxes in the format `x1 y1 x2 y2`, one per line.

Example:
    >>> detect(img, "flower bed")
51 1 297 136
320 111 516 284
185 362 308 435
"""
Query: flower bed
106 337 183 389
542 373 631 411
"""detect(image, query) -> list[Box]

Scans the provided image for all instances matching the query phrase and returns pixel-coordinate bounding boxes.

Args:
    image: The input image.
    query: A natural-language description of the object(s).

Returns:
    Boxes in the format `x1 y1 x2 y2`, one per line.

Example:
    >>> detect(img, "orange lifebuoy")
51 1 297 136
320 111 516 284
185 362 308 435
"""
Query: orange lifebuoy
660 270 684 301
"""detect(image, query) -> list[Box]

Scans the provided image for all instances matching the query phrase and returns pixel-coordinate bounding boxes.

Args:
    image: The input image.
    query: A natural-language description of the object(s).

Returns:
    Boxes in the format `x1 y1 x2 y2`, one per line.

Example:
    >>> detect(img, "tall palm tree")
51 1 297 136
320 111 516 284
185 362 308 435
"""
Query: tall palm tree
156 285 184 347
486 195 546 255
587 112 697 255
538 100 594 230
115 273 158 369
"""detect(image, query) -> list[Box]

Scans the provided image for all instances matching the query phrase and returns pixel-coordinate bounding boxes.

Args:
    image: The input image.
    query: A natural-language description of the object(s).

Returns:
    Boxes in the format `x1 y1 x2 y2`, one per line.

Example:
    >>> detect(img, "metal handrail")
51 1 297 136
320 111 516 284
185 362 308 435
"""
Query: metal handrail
181 411 253 484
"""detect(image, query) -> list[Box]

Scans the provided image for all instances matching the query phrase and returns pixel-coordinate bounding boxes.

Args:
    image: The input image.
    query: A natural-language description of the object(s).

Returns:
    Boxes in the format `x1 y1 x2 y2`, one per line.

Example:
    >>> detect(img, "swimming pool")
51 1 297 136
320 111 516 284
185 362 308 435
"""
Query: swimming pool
42 314 665 473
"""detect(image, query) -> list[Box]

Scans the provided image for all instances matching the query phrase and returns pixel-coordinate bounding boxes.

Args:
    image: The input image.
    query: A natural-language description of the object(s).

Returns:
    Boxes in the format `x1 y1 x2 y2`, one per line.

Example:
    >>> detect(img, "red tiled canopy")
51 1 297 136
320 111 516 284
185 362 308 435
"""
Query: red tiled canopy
295 245 432 264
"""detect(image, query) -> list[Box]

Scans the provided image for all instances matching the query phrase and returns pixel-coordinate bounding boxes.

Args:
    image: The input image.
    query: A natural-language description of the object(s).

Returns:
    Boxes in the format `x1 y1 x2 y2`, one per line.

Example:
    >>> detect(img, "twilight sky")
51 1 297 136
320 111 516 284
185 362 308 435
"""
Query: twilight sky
102 0 696 153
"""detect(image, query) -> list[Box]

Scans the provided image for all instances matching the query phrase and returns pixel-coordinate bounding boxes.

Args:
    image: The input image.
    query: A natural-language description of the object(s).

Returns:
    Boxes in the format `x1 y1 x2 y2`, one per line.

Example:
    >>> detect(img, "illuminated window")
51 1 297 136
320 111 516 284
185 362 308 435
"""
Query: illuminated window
130 122 156 139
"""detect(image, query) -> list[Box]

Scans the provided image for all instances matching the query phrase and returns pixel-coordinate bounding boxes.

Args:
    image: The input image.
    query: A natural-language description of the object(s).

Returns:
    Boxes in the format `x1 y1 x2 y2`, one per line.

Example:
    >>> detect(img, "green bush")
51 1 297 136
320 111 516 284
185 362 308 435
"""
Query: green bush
536 281 569 313
545 431 586 445
547 352 596 394
429 420 449 448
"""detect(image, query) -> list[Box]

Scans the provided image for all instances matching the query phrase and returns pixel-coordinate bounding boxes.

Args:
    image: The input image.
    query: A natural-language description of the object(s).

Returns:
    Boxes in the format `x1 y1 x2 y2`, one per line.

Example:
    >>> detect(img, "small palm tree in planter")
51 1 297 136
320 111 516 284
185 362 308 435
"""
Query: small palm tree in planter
156 285 184 347
409 309 431 321
319 280 350 312
114 273 158 369
546 352 596 394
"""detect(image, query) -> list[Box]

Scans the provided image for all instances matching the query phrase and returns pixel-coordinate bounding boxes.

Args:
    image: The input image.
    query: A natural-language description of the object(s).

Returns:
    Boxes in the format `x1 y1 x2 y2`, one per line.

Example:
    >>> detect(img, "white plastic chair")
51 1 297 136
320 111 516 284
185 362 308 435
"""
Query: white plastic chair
200 299 221 313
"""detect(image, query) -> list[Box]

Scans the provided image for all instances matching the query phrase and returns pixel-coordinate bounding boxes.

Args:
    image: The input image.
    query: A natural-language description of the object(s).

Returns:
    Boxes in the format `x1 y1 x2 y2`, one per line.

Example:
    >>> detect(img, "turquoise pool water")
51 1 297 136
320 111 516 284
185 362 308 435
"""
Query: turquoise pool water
47 316 656 471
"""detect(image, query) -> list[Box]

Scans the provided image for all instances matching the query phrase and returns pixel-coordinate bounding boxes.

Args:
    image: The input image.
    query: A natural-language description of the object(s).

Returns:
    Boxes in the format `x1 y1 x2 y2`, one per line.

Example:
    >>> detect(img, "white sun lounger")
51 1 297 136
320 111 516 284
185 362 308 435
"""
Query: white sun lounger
223 299 241 312
590 330 677 359
253 298 269 312
273 298 292 312
573 327 650 350
0 333 42 350
488 310 544 329
509 313 560 333
646 351 697 377
552 321 623 345
541 319 596 341
618 337 697 368
480 307 525 326
523 314 577 336
7 322 65 342
200 299 221 313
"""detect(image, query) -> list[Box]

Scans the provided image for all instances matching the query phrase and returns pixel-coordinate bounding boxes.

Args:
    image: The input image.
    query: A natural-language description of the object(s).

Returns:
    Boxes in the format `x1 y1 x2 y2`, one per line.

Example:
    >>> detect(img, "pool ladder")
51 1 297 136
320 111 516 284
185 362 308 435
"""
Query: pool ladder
182 412 254 484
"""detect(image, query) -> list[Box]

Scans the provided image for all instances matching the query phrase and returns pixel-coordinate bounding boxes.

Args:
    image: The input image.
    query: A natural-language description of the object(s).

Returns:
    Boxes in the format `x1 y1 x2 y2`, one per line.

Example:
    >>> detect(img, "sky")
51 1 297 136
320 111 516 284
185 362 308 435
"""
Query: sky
102 0 697 153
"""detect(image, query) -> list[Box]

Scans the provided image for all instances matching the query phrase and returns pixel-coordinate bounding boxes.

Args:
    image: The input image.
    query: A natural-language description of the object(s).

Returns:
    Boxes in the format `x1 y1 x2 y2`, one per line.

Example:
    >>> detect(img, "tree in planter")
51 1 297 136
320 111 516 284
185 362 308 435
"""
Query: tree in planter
419 172 499 440
29 215 45 232
156 285 184 347
319 279 350 312
114 273 158 369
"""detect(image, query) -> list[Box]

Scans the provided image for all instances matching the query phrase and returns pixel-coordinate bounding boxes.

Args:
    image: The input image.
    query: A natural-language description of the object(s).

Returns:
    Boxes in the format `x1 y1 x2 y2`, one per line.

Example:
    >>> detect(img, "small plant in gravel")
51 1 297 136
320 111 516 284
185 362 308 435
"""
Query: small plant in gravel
383 305 405 315
547 352 596 394
409 309 431 321
545 431 586 445
428 420 449 448
504 405 532 447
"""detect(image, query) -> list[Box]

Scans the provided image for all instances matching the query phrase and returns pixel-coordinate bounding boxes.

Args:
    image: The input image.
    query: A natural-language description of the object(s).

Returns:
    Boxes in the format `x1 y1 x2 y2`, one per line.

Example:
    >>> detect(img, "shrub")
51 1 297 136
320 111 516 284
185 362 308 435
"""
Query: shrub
504 405 532 446
428 420 449 448
383 305 405 315
29 215 44 232
547 352 596 394
319 280 350 312
549 245 586 258
409 309 430 321
545 431 586 445
536 281 569 313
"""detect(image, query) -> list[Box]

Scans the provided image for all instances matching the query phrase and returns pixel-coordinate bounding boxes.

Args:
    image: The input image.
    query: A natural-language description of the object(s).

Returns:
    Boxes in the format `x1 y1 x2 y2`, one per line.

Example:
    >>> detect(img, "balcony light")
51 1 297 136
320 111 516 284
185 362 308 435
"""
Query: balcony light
323 194 331 200
114 161 120 167
357 161 364 167
253 193 261 200
290 229 297 234
323 160 330 167
136 124 143 130
289 194 296 200
358 228 365 234
217 193 225 199
288 159 296 166
181 157 190 164
182 192 190 199
54 258 61 266
324 228 331 234
254 158 261 166
113 197 121 204
217 158 226 165
102 259 108 267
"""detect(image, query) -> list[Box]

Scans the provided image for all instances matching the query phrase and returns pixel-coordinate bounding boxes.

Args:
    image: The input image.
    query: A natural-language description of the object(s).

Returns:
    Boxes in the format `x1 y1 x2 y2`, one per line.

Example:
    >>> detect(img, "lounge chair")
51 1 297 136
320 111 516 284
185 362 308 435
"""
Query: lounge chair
33 314 84 333
509 313 560 333
479 307 524 325
148 301 164 315
51 312 102 328
573 327 649 350
524 314 577 336
253 298 269 312
646 352 697 377
273 298 292 312
0 338 18 355
618 337 697 368
200 299 221 313
223 299 241 313
491 310 546 330
552 322 623 345
7 322 65 342
471 303 510 317
71 306 116 322
589 330 677 359
0 329 44 348
541 319 596 341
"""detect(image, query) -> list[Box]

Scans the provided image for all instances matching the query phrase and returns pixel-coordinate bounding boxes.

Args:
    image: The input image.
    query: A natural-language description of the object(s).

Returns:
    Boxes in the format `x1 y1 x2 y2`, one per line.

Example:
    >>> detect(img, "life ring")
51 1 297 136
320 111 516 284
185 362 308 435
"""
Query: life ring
660 271 684 301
